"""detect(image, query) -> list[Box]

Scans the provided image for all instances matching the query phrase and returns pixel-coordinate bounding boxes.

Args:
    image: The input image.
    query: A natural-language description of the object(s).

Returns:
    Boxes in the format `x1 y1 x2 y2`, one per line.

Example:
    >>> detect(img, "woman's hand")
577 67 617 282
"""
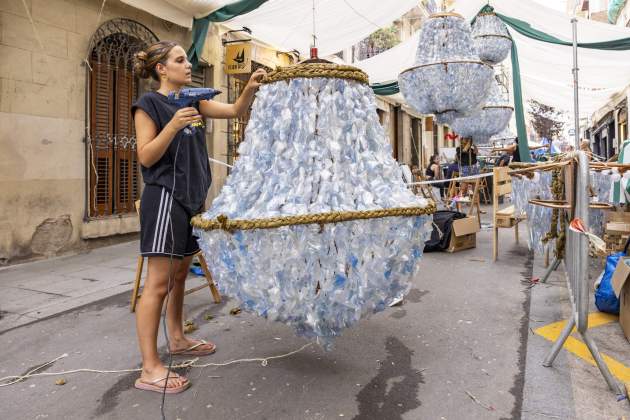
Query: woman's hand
246 68 267 90
166 107 202 132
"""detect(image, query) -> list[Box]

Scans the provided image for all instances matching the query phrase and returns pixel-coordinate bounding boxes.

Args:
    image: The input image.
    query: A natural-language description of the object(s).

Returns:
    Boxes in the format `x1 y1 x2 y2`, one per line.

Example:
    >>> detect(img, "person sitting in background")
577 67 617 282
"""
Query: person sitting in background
580 139 592 160
493 137 548 164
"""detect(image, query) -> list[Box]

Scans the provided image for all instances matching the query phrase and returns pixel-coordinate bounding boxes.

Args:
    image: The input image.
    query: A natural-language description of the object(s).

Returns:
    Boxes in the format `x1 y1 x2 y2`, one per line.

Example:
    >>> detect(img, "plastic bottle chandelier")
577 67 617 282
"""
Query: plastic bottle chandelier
449 78 513 145
471 10 512 65
398 12 494 125
192 63 435 348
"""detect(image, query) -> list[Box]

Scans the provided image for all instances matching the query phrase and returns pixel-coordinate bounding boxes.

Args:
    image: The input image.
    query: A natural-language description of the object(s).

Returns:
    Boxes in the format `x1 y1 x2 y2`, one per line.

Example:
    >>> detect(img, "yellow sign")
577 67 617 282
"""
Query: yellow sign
225 43 251 74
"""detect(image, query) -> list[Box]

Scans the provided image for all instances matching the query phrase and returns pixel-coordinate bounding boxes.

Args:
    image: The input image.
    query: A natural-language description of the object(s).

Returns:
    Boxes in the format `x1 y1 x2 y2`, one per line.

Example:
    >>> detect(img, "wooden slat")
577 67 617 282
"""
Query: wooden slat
495 182 513 197
114 68 135 213
495 166 512 183
89 60 114 217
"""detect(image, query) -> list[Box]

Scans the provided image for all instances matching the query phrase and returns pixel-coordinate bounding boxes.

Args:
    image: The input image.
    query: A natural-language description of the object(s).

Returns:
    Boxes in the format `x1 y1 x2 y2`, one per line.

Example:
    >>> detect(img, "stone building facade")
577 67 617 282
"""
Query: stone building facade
0 0 290 263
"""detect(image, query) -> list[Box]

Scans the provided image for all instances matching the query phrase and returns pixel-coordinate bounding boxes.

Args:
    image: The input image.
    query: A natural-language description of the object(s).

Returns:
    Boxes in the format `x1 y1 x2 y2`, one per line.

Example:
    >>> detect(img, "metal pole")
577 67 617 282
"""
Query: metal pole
543 315 575 367
540 257 561 284
571 18 580 149
581 331 625 395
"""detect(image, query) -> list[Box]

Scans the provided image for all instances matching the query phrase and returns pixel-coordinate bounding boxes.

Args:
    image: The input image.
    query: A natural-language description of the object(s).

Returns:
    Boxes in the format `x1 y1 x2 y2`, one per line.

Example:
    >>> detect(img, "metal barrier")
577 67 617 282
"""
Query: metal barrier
540 152 624 397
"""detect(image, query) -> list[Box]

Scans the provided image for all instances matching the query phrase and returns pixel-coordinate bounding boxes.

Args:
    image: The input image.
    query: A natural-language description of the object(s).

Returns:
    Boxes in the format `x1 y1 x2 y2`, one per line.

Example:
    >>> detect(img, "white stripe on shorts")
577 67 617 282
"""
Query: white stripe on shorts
159 193 174 253
156 189 171 253
152 188 166 252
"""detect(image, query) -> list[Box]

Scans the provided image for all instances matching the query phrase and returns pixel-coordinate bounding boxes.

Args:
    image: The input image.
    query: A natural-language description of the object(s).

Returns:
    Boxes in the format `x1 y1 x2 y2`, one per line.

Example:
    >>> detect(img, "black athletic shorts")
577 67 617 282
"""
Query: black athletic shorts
140 184 201 259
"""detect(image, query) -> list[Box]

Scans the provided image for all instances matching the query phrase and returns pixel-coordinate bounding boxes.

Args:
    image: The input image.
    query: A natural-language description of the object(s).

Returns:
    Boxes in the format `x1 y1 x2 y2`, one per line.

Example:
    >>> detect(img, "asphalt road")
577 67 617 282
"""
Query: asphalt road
0 227 540 420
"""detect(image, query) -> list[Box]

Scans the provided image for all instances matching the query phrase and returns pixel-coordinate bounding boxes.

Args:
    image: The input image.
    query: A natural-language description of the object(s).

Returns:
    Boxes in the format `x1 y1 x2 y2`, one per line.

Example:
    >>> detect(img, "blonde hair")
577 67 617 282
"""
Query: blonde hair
133 41 178 81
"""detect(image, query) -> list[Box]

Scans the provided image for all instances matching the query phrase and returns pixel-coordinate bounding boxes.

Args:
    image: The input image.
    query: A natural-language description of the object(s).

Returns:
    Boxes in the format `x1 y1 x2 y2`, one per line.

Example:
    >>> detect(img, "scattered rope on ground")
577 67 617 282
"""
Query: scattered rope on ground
0 343 313 387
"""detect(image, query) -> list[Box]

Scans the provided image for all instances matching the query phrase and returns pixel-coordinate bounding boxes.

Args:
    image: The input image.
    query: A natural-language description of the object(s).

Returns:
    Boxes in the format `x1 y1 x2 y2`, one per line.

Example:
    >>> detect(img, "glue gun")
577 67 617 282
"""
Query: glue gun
167 87 222 108
167 88 222 134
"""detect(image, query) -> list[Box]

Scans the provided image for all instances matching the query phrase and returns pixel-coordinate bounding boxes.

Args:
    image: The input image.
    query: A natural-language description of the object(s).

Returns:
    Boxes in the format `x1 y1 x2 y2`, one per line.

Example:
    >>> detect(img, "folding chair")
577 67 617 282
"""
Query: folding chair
130 200 221 312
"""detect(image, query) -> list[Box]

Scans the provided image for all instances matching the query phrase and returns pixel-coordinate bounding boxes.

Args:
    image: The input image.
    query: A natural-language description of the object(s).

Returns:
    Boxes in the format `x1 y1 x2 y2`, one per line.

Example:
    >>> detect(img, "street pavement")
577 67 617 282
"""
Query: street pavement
0 214 629 419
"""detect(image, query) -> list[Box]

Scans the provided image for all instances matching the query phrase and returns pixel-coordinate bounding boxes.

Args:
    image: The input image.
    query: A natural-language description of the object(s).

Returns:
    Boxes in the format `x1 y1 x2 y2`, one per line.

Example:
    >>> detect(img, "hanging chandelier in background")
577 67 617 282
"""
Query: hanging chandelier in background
449 78 514 145
472 11 512 65
398 12 494 125
471 10 512 65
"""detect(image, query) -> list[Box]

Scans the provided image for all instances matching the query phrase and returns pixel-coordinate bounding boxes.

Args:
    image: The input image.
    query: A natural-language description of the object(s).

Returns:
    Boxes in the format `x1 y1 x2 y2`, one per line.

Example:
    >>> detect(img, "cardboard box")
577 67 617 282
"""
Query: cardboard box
607 211 630 224
605 222 630 235
612 257 630 342
447 216 480 253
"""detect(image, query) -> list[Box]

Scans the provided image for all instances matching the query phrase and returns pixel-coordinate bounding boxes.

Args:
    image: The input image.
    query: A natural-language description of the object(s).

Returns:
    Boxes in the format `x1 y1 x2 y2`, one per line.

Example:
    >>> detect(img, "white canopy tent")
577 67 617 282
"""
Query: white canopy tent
122 0 630 117
121 0 420 57
120 0 236 28
356 0 630 117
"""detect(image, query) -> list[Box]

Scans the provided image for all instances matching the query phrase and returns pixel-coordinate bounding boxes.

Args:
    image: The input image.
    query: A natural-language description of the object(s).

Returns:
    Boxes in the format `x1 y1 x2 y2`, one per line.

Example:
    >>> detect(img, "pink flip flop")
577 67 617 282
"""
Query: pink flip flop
171 339 216 356
134 373 190 394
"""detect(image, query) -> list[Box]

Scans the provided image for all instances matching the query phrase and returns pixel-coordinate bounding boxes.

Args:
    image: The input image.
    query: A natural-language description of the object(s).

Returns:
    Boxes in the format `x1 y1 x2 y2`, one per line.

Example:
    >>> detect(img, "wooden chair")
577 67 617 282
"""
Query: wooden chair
130 200 221 312
478 173 492 204
415 173 439 203
492 167 525 261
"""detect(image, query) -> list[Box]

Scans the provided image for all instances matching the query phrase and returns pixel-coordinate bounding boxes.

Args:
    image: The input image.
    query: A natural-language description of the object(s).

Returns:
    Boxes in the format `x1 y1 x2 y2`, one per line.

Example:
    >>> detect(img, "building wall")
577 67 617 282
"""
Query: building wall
0 0 190 262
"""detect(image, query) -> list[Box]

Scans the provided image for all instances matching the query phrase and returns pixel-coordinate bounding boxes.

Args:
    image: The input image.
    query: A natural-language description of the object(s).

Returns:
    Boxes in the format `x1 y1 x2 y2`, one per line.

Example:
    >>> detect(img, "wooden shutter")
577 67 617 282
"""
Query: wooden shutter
114 68 136 214
89 61 114 217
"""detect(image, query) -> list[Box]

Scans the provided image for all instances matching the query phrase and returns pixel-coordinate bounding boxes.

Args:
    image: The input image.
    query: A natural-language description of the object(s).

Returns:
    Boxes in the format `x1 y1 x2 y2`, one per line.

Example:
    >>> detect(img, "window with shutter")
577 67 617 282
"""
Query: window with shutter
226 62 270 166
86 19 158 218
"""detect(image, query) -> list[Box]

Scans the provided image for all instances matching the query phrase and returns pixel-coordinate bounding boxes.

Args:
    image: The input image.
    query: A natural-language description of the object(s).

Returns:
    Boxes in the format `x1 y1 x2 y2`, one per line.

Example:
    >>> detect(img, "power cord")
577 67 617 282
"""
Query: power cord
160 137 182 419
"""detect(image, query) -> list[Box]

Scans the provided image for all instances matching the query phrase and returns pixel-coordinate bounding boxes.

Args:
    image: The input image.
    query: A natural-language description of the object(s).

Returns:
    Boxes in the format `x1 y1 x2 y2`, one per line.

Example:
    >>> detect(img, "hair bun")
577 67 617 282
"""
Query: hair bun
133 50 151 78
135 50 148 62
133 41 178 81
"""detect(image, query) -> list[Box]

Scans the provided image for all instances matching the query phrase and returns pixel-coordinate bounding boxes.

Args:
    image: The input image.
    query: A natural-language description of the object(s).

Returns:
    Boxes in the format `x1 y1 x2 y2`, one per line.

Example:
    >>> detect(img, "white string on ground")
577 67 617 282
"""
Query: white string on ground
407 171 493 186
0 343 313 387
209 157 233 168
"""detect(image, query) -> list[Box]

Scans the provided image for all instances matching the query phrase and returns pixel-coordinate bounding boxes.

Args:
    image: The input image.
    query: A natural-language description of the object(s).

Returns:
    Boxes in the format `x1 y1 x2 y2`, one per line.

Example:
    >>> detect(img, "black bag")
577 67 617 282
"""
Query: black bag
424 210 467 252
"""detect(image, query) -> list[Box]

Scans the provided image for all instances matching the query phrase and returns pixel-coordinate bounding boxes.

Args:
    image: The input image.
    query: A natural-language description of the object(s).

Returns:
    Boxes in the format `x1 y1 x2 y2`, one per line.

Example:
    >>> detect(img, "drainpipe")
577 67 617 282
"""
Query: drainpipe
83 62 90 222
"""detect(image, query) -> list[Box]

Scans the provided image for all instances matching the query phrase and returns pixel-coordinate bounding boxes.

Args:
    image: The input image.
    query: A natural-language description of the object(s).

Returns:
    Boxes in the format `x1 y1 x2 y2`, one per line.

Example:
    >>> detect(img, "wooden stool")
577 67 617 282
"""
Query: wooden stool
478 174 491 204
130 201 221 312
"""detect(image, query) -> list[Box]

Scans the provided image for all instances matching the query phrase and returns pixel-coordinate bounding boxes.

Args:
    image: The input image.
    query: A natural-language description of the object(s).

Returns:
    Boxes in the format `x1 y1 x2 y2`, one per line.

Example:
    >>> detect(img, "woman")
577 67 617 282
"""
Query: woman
456 138 478 196
131 41 266 393
456 137 479 177
425 154 445 198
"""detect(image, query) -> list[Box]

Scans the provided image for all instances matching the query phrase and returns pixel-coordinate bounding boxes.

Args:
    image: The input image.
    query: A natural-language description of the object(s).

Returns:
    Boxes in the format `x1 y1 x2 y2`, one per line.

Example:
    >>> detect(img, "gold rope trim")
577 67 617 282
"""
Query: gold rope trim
262 63 369 85
483 105 514 111
430 12 463 19
191 205 437 233
400 60 493 75
473 34 513 41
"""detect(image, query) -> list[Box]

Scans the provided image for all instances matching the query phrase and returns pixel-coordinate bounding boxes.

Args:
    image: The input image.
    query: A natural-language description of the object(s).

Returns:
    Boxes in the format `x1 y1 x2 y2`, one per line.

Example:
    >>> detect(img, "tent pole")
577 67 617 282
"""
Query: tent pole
571 17 580 149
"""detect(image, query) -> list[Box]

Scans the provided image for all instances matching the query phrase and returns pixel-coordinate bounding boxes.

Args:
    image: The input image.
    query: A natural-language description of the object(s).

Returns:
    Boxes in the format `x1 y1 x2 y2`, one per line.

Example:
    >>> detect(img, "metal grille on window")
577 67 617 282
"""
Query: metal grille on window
86 18 158 217
226 62 271 166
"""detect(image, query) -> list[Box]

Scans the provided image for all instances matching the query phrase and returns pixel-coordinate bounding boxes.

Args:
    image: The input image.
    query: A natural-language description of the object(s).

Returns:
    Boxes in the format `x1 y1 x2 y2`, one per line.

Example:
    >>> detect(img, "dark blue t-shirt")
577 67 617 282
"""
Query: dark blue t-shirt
131 91 211 215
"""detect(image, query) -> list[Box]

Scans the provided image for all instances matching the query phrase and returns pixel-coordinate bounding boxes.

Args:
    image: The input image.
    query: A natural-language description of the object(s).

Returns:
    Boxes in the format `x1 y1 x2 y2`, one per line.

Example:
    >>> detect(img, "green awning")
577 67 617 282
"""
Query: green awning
187 0 269 69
